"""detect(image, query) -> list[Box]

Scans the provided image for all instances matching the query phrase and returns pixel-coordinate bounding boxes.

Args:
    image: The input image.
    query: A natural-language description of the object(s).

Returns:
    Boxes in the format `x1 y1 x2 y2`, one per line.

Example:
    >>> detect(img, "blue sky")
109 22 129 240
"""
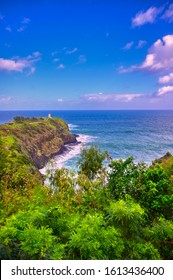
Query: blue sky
0 0 173 110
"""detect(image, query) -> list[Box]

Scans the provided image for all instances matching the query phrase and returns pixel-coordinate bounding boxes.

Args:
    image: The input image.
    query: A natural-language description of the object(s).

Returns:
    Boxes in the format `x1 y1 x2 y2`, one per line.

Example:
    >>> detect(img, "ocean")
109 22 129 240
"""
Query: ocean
1 110 173 172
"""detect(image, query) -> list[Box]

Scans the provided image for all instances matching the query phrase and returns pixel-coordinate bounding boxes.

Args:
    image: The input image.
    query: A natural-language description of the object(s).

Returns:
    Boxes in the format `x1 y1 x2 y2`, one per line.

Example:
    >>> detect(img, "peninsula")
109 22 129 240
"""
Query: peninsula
0 116 77 170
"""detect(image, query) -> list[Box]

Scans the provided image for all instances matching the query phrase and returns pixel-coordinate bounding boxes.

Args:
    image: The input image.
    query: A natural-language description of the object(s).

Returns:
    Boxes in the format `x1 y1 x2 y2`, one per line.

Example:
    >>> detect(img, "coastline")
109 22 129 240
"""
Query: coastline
39 133 95 175
1 111 173 166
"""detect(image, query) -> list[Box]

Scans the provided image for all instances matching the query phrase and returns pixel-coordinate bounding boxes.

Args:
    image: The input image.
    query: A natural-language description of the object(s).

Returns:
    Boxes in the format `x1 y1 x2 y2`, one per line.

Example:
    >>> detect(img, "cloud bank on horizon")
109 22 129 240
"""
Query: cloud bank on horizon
0 0 173 110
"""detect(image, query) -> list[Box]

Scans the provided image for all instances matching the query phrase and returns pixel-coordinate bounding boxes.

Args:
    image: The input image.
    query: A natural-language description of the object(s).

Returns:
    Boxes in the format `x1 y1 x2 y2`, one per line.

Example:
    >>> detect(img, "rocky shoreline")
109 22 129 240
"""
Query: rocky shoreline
0 116 78 170
40 133 80 169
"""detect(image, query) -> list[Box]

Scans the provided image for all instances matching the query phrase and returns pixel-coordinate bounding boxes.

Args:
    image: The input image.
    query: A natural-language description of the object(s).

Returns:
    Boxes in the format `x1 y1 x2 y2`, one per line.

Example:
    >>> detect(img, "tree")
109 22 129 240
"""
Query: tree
0 137 8 202
106 196 161 259
107 196 144 238
77 146 108 180
108 157 146 200
67 213 124 259
144 218 173 260
139 164 173 220
0 137 8 179
14 116 25 123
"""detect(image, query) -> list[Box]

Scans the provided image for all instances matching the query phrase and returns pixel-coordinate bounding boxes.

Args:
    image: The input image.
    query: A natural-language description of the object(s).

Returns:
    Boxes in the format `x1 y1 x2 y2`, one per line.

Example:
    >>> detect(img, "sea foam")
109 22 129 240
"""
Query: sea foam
39 133 96 175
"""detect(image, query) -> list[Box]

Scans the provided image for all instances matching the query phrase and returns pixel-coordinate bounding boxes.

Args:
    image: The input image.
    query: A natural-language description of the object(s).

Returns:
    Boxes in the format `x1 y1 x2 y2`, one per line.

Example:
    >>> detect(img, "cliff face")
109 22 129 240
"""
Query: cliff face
0 117 77 169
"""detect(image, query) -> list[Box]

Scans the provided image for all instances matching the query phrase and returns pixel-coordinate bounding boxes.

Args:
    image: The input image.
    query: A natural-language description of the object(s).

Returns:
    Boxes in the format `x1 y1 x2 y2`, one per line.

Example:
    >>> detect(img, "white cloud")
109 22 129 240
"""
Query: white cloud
132 6 163 27
4 43 10 48
0 52 41 74
17 17 30 32
57 64 65 69
118 65 138 74
66 48 78 55
141 35 173 72
22 17 30 24
157 85 173 96
57 98 63 102
1 16 30 33
158 73 173 84
77 55 87 64
0 96 12 104
0 58 26 72
53 58 60 62
119 35 173 74
17 26 27 32
136 40 147 49
31 51 41 58
51 51 58 56
0 14 4 20
27 67 36 75
82 93 143 103
122 41 134 50
5 26 12 32
162 4 173 22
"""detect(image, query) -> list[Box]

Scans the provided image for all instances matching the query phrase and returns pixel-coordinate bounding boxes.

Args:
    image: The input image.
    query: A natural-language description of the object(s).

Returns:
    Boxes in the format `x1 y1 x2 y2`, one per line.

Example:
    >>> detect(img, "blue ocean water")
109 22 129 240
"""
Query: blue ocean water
1 110 173 169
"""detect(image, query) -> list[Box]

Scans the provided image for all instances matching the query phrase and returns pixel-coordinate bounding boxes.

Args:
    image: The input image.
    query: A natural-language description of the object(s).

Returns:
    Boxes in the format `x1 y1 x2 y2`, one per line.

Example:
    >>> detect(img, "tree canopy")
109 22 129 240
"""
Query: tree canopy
0 144 173 260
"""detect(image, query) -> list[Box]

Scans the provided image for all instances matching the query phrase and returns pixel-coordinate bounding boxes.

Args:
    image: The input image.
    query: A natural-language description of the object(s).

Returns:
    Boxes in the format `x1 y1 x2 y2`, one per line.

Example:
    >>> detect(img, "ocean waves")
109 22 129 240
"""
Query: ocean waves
2 110 173 170
68 123 79 131
39 133 97 175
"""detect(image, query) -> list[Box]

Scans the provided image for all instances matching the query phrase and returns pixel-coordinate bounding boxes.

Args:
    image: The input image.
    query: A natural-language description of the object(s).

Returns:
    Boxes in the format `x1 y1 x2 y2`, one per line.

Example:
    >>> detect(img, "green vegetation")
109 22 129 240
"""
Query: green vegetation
0 116 76 169
0 118 173 260
77 145 108 180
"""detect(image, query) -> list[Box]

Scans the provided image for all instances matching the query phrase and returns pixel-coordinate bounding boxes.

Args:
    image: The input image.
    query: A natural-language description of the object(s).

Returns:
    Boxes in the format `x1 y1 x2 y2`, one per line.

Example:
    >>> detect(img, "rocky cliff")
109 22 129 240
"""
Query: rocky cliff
0 116 77 169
